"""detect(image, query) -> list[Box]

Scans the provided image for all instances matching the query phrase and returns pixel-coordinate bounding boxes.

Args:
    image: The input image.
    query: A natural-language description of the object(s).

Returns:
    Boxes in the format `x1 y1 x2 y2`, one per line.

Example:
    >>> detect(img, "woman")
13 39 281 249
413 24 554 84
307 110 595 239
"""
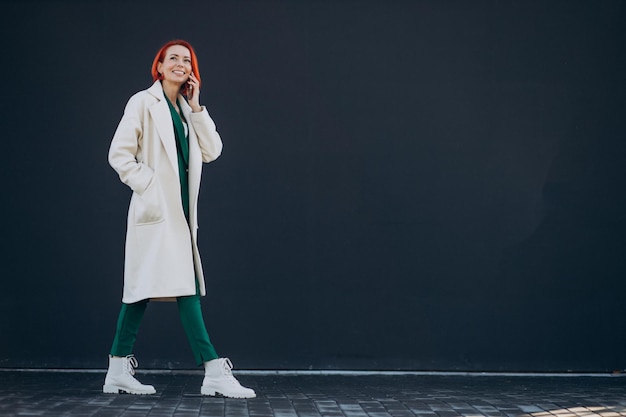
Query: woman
104 39 255 399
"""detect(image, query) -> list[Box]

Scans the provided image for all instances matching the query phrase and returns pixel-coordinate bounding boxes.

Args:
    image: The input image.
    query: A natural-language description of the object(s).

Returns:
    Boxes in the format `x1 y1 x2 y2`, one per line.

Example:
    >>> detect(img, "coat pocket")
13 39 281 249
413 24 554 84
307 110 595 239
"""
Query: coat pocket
132 177 164 225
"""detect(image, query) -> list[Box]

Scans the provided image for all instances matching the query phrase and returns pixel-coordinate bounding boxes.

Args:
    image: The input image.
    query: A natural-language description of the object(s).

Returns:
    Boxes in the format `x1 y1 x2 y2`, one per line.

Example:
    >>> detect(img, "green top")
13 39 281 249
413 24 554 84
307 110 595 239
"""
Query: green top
164 94 190 221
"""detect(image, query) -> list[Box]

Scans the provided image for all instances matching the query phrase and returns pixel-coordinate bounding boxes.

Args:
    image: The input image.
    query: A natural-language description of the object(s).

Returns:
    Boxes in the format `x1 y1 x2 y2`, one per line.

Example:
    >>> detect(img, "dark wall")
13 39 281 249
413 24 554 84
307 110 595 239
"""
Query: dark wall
1 0 625 372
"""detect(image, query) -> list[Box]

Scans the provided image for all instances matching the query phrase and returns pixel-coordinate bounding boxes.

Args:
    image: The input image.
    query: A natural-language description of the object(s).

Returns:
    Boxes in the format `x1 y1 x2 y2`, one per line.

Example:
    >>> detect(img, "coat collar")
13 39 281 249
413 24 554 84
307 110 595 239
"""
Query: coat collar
147 80 193 122
147 80 189 109
146 80 166 101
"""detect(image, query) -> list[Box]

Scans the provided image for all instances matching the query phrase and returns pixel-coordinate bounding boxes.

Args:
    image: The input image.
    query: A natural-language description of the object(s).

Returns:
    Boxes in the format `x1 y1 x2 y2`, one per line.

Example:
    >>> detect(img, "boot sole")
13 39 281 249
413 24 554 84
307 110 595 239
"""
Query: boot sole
103 385 156 395
200 386 256 398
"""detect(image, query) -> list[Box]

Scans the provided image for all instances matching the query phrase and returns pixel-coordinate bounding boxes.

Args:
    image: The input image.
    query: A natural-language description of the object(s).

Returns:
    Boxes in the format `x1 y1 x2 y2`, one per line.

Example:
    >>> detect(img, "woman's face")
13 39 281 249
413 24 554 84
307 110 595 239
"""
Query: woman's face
157 45 192 86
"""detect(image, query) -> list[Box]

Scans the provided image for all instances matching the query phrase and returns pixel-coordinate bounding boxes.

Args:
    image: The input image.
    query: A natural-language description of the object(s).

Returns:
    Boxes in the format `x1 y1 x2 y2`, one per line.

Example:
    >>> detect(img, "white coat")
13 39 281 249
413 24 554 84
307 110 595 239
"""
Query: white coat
108 81 223 304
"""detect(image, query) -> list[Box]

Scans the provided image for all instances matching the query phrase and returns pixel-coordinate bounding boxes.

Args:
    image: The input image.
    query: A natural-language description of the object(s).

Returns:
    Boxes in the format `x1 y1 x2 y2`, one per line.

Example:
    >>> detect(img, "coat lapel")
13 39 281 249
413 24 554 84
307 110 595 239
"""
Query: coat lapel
147 81 179 176
179 98 200 175
180 98 201 217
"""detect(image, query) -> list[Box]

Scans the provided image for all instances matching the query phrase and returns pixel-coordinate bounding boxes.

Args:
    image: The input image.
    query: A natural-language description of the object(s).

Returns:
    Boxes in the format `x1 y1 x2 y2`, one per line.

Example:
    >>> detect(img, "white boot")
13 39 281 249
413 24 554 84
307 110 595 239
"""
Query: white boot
103 355 156 395
201 358 256 398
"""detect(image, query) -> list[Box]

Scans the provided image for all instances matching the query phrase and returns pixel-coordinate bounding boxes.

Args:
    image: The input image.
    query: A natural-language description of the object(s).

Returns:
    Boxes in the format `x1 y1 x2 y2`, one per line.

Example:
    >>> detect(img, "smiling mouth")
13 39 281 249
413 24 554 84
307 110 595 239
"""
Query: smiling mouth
173 70 186 76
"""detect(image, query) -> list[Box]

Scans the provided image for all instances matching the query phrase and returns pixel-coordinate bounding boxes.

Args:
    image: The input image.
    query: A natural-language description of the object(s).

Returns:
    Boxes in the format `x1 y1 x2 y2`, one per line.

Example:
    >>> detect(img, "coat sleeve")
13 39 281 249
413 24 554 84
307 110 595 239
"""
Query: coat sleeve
108 94 155 195
189 107 223 163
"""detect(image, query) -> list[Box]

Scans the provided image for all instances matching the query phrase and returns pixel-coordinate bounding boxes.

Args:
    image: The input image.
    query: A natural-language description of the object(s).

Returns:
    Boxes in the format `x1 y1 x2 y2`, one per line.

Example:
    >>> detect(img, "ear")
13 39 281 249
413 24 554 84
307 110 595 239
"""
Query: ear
157 61 163 77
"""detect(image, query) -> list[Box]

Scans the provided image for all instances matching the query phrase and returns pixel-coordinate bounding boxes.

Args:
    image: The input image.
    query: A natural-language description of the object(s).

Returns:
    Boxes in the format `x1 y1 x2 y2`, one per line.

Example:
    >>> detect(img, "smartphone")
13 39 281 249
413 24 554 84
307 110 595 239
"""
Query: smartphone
186 72 195 98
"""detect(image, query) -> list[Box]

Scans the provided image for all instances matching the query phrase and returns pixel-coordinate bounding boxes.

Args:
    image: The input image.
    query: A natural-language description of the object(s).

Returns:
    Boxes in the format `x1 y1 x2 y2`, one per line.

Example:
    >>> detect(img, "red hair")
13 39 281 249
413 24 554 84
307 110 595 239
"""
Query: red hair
151 39 201 91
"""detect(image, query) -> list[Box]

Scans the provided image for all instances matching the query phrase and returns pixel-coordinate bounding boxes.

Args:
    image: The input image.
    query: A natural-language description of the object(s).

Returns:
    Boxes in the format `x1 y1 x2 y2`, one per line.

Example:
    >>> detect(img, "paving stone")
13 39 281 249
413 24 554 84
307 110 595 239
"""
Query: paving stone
1 372 626 416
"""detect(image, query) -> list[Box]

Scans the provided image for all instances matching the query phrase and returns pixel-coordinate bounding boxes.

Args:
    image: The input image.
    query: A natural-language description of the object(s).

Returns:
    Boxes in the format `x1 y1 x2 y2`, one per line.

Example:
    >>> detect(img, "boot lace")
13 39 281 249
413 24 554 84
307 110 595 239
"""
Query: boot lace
220 358 240 385
124 355 139 376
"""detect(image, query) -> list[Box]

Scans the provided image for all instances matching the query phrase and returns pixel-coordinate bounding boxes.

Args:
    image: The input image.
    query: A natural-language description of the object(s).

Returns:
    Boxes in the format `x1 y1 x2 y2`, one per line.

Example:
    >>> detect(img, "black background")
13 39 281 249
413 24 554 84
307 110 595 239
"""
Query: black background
1 0 625 372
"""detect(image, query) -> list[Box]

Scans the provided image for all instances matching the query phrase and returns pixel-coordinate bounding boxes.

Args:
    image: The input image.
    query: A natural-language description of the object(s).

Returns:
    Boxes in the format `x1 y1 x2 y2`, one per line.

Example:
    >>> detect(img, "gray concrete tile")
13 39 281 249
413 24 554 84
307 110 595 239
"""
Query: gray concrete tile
1 372 626 417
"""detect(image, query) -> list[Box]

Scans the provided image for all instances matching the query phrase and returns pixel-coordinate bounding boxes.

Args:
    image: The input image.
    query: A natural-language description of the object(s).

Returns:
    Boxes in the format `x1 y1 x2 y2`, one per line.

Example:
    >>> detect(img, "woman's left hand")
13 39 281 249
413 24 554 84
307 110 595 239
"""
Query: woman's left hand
187 72 202 112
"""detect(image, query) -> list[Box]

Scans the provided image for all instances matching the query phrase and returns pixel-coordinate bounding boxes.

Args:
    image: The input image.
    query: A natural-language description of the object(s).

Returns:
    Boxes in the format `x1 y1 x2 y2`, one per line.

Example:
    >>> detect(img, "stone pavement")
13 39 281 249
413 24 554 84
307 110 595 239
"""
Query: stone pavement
1 370 625 416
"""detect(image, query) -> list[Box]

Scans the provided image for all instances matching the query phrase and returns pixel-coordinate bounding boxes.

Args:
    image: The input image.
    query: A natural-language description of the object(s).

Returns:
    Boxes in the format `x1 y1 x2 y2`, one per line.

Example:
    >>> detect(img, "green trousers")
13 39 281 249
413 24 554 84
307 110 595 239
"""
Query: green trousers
109 281 218 366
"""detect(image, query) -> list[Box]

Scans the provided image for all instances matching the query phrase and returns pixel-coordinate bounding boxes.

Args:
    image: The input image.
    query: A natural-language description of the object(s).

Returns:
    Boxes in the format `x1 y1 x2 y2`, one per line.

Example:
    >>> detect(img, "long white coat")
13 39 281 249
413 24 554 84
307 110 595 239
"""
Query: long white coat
108 81 223 304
